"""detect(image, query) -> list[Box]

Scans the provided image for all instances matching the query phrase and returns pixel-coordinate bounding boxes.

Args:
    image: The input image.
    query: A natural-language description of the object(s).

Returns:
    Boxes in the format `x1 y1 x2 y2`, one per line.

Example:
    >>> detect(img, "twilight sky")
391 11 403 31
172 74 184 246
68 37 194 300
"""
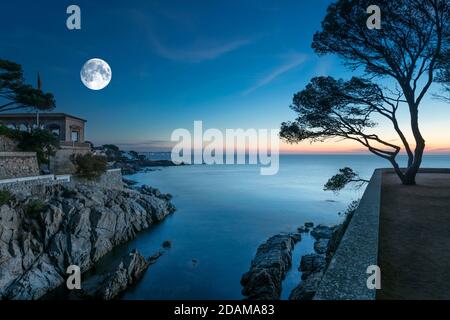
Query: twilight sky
1 0 449 153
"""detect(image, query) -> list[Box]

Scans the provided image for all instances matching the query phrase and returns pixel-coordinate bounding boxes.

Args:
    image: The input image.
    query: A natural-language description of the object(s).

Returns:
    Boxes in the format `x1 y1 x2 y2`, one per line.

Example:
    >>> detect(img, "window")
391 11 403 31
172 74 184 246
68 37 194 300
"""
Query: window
51 128 60 137
71 130 79 142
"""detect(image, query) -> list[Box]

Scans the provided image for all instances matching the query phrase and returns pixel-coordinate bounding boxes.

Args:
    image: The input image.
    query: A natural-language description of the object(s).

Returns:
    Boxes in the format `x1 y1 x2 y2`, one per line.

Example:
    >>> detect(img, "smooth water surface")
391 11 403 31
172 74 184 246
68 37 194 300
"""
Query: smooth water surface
89 154 450 300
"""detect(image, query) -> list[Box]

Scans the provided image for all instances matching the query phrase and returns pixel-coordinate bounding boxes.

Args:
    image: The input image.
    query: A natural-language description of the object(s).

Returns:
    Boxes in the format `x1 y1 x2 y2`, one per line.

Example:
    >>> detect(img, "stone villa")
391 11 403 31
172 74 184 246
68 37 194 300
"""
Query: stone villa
0 113 91 176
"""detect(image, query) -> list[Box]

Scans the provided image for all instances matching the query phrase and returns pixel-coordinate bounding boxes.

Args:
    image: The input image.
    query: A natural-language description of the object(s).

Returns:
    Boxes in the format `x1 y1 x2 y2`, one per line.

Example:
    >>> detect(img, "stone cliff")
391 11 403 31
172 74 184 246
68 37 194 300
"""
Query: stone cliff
0 183 175 299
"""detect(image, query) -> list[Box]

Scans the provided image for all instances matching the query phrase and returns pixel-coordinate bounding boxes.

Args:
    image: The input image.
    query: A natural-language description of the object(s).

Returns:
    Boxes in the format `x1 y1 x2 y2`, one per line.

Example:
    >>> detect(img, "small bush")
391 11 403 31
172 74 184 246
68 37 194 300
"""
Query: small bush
17 129 59 165
72 153 107 179
0 190 12 206
61 187 77 198
326 200 359 261
0 125 21 140
26 199 46 217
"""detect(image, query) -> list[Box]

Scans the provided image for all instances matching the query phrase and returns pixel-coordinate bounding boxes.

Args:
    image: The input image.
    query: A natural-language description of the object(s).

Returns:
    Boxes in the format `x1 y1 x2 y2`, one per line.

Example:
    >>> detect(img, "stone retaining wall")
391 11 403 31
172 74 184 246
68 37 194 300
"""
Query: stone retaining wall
0 174 69 194
0 136 18 152
49 145 91 175
68 169 124 190
0 152 39 179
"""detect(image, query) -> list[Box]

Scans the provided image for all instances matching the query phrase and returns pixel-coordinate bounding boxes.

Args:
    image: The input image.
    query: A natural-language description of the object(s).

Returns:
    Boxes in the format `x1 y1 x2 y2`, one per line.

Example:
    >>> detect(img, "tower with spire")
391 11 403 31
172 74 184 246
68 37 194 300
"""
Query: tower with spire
36 72 41 127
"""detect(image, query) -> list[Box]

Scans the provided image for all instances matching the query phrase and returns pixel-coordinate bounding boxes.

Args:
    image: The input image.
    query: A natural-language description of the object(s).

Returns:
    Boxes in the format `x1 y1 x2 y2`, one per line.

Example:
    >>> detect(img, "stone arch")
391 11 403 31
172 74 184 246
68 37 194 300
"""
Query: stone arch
46 123 62 139
18 123 29 132
70 125 81 142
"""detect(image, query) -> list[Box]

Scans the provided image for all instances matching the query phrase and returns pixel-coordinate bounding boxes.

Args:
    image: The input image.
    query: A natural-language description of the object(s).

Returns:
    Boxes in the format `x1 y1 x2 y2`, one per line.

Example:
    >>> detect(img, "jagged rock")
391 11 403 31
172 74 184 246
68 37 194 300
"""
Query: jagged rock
241 233 300 300
313 239 329 254
0 183 175 300
304 222 314 228
297 226 309 233
299 254 326 279
122 178 138 186
290 216 354 300
289 271 324 300
148 251 164 265
311 225 335 240
95 250 150 300
3 256 64 300
140 185 172 201
162 240 172 249
78 249 164 300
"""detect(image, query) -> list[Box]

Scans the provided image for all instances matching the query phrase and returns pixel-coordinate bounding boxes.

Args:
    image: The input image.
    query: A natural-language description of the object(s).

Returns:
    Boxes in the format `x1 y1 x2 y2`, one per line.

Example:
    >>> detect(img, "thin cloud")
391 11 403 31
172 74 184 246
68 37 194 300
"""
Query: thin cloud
150 36 252 63
129 9 253 63
314 57 334 76
243 54 308 95
426 147 450 154
119 140 175 152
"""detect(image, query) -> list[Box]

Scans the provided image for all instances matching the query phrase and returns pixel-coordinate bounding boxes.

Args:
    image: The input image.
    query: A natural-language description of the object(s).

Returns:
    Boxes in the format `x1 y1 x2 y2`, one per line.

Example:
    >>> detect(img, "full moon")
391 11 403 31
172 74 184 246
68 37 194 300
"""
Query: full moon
80 58 112 90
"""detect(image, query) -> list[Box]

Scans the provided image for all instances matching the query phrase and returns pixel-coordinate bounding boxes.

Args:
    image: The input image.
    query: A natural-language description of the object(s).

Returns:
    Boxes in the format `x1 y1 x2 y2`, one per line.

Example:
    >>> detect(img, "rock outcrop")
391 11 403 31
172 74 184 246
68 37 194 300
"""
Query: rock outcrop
86 249 151 300
290 224 342 300
299 253 326 280
310 224 336 240
0 183 175 300
313 239 329 255
289 271 324 300
241 233 301 300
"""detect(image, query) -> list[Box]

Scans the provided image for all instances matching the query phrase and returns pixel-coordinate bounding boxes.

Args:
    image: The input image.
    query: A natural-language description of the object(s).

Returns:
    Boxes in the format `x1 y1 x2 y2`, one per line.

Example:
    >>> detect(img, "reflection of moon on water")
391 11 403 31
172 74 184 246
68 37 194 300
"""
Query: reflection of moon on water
80 58 112 90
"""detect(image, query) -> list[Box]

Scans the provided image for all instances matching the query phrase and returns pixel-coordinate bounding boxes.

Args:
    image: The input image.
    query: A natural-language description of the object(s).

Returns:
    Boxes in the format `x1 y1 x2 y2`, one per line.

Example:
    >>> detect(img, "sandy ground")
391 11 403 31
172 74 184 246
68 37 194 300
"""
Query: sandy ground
378 172 450 299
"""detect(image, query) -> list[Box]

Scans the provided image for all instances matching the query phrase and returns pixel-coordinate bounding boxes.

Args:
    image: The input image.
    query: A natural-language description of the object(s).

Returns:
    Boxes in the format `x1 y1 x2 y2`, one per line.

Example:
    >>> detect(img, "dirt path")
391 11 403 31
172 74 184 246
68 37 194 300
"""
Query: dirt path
378 172 450 299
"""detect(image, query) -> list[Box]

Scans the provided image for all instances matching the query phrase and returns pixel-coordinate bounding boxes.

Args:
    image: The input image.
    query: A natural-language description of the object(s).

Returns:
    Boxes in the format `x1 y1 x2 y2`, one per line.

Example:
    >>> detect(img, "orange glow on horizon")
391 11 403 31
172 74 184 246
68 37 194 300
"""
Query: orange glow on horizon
279 140 450 154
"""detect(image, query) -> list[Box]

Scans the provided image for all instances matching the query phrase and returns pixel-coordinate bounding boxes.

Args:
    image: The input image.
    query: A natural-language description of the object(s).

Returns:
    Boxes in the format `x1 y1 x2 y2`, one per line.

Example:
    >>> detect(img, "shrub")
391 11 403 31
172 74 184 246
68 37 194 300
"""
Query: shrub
72 153 107 179
61 187 77 198
0 190 12 206
326 200 359 262
0 125 21 140
16 129 59 165
26 199 46 217
0 126 59 165
101 144 123 161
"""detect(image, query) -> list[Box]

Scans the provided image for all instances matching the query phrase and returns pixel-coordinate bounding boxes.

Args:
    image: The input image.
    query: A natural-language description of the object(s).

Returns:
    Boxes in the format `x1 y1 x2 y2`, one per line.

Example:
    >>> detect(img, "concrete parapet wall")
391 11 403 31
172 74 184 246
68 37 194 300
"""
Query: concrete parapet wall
0 174 68 194
314 169 382 300
0 169 123 194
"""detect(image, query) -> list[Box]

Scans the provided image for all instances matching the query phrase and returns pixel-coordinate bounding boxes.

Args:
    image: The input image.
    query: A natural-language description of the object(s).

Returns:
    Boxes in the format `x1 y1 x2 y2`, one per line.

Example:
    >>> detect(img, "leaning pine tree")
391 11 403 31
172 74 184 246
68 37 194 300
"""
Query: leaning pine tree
281 0 450 185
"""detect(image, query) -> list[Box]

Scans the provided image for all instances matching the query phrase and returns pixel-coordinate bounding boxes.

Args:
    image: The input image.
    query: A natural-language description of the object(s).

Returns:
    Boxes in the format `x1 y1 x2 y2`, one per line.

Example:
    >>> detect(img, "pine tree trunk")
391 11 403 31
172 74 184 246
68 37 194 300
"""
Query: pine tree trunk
400 100 425 186
402 140 425 186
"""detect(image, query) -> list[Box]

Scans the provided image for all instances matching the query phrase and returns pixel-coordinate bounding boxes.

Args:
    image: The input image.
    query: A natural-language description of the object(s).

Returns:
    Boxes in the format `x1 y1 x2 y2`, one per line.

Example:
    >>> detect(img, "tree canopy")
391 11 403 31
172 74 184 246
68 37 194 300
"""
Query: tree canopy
0 59 55 113
281 0 450 185
17 129 59 165
324 167 369 193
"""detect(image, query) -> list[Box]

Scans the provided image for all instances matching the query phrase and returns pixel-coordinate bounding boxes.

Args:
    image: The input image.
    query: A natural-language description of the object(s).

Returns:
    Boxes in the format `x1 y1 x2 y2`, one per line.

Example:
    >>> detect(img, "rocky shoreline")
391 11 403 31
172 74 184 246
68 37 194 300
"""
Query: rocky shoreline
240 233 301 300
77 247 168 300
0 182 175 300
241 207 355 301
289 223 337 300
113 159 183 176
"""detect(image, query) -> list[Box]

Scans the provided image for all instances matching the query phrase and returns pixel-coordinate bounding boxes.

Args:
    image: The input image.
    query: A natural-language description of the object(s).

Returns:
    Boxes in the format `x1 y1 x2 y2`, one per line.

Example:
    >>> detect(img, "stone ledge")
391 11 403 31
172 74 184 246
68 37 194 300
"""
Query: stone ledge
0 152 37 157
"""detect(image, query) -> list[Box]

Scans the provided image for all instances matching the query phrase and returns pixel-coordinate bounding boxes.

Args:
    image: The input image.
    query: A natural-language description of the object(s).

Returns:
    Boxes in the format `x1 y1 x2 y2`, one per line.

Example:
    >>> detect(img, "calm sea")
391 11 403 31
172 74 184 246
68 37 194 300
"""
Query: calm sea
88 154 450 300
